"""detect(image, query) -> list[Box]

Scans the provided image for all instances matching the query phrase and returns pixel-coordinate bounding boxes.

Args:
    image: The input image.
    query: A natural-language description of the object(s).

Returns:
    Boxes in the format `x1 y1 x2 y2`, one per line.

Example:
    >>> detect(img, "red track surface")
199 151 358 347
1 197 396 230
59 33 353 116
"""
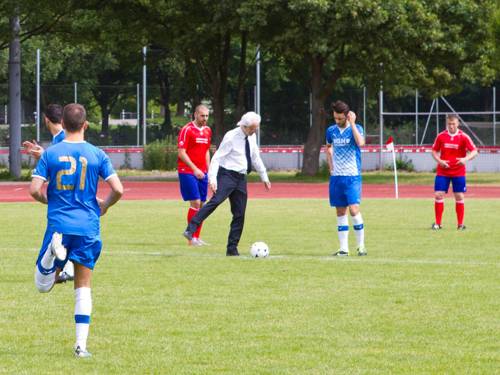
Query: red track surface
1 181 499 202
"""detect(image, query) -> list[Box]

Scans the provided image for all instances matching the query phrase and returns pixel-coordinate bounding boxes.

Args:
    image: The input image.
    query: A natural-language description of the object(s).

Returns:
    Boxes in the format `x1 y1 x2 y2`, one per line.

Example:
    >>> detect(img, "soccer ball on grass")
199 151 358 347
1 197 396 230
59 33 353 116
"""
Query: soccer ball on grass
250 242 269 258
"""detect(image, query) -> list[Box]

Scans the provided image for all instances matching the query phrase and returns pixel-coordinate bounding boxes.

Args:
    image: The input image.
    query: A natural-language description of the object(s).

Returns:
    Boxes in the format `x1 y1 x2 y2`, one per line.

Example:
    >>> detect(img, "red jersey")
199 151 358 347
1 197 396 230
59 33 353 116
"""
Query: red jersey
177 122 212 174
432 130 476 177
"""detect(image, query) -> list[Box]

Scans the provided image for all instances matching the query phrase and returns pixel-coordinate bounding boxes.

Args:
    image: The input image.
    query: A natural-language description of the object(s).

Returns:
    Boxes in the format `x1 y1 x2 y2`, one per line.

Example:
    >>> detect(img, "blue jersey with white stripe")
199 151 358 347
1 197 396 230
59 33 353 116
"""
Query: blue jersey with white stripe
52 130 65 145
32 141 116 236
326 124 364 176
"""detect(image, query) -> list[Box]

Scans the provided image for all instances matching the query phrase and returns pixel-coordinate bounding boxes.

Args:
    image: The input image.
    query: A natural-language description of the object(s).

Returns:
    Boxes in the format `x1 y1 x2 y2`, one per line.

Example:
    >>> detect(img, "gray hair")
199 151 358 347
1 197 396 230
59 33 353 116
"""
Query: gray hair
237 111 261 127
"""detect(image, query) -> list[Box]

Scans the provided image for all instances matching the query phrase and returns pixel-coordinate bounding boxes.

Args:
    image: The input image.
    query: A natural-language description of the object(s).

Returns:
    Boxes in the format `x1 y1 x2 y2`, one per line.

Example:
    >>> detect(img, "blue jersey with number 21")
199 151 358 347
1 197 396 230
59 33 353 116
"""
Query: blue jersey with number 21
32 141 116 236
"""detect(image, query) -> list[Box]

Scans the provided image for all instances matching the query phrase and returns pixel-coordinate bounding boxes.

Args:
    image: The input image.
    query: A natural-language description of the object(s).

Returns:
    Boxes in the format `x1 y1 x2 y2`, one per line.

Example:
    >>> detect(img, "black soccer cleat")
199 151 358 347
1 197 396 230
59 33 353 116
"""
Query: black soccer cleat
457 224 466 231
431 223 442 230
333 250 349 257
183 230 193 241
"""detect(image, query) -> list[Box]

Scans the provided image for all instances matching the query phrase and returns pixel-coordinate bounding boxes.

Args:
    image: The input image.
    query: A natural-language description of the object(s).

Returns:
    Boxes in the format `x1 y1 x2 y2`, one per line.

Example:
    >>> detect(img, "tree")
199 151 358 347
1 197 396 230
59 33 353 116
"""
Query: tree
255 0 497 174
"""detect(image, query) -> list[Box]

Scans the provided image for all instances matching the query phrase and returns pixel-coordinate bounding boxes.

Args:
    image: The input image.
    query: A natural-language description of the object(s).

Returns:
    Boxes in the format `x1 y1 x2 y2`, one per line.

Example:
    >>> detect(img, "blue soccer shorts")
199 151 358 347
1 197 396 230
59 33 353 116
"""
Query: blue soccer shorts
179 173 208 202
434 175 467 193
36 229 103 271
329 175 362 207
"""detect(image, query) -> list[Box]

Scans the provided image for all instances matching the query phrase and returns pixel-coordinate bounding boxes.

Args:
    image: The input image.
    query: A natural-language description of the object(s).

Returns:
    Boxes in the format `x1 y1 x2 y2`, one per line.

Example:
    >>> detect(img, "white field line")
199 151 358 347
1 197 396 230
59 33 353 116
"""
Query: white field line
18 248 498 266
102 250 499 267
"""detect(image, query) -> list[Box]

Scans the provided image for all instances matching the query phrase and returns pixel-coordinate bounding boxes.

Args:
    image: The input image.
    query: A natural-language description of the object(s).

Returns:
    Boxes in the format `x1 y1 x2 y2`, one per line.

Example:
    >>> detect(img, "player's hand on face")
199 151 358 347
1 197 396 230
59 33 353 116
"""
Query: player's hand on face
264 181 271 191
347 111 356 125
194 168 205 179
97 197 108 216
210 182 217 194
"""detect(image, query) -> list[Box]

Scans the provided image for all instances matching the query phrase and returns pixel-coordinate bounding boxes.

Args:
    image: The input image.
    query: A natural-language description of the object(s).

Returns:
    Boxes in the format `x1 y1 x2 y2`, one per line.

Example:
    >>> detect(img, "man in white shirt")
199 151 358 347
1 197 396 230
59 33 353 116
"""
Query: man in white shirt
183 111 271 256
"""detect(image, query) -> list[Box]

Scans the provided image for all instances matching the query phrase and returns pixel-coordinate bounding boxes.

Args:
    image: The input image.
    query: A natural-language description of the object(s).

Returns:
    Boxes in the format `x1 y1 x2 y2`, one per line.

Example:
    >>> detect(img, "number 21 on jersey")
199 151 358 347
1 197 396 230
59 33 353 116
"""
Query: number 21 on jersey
56 156 88 190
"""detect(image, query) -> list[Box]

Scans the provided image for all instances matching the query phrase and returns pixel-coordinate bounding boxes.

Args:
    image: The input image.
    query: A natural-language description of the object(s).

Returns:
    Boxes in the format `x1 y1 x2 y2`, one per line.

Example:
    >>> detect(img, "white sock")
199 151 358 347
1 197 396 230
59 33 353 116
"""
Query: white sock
40 246 55 270
352 213 365 247
75 287 92 351
337 215 349 251
34 266 56 293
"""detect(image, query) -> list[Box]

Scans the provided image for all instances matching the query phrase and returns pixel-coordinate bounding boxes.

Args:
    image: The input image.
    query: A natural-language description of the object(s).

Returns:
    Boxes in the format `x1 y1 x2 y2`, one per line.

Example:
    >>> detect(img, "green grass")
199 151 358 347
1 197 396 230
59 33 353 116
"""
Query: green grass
1 199 499 373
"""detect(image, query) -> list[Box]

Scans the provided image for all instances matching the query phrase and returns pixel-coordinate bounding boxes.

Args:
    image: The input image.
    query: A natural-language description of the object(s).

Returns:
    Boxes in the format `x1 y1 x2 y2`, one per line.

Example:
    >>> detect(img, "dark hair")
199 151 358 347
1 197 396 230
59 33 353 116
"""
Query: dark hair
44 104 63 124
331 100 350 115
446 114 460 122
63 103 87 132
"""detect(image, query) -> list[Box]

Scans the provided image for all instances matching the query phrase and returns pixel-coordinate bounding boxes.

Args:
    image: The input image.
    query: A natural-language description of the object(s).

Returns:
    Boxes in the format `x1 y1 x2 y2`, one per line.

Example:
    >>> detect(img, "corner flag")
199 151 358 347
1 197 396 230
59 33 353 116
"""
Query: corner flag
385 136 398 199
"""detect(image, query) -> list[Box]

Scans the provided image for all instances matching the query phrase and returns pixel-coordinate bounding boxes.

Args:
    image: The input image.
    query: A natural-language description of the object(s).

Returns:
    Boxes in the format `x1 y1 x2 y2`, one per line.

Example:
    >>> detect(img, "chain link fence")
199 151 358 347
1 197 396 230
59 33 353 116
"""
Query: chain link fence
0 83 498 147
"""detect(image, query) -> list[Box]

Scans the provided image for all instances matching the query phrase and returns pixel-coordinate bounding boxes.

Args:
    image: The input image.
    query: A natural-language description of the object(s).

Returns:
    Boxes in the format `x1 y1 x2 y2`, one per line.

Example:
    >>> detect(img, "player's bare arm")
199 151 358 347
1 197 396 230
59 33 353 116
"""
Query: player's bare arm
205 149 210 173
326 144 334 175
98 175 123 216
29 177 48 204
457 149 478 165
432 150 449 168
347 111 365 147
178 148 205 179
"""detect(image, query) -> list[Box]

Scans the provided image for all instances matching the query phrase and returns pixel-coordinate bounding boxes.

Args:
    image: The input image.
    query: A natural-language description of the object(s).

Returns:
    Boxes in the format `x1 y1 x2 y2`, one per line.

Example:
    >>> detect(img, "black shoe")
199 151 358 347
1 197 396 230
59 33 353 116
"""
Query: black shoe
431 223 442 230
55 271 74 284
183 230 193 241
226 250 240 256
333 250 349 257
457 224 466 231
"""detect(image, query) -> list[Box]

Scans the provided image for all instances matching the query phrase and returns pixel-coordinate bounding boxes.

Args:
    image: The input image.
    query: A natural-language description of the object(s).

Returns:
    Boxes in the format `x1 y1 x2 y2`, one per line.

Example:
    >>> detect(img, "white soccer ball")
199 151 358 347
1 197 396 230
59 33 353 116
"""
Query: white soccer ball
250 242 269 258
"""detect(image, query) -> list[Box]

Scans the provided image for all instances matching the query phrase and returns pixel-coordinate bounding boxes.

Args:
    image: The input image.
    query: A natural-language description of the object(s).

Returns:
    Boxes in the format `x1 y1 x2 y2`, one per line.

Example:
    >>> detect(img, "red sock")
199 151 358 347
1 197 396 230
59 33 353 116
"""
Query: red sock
455 200 464 226
434 199 444 225
187 207 203 239
193 221 203 239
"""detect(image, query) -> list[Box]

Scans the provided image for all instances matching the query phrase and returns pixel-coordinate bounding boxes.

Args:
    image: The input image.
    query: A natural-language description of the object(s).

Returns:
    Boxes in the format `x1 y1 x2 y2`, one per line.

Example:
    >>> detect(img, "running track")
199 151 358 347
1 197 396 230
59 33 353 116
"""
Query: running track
0 181 499 202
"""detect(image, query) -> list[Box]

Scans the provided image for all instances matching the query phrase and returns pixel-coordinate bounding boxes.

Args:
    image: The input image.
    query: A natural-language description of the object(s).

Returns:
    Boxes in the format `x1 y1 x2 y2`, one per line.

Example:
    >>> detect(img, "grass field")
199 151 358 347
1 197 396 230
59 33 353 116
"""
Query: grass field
1 198 499 374
2 168 500 185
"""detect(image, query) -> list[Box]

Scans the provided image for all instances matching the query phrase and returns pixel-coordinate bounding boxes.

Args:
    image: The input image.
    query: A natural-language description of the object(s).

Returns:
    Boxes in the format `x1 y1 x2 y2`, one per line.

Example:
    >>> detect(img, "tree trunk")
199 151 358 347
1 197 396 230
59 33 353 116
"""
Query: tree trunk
100 106 110 137
208 31 231 144
176 98 185 116
212 79 225 144
302 57 327 175
157 68 172 135
8 14 21 178
235 31 248 119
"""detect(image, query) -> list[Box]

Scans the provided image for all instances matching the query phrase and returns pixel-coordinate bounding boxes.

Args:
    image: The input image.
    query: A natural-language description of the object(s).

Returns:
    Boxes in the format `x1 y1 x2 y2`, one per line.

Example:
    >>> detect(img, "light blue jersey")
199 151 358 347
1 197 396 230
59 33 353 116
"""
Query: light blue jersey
326 123 364 176
32 140 116 236
52 129 65 145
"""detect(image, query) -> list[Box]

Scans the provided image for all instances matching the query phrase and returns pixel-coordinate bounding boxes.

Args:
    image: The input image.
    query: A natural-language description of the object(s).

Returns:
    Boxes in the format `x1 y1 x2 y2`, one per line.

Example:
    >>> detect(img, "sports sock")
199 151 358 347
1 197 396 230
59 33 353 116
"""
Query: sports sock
455 200 464 226
188 207 203 239
337 215 349 251
75 287 92 351
351 213 365 247
34 246 56 293
40 245 55 269
434 198 444 225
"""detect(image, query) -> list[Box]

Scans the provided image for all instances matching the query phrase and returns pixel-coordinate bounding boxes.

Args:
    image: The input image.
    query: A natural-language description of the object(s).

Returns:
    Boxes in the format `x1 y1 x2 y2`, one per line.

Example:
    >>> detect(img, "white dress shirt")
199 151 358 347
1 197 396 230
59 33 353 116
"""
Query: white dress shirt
208 126 269 185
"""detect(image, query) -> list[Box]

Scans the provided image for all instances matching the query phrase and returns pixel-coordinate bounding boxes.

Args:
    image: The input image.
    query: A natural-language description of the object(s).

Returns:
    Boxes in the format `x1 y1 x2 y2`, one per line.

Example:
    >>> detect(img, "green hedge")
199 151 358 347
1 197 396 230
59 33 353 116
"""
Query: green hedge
143 136 177 170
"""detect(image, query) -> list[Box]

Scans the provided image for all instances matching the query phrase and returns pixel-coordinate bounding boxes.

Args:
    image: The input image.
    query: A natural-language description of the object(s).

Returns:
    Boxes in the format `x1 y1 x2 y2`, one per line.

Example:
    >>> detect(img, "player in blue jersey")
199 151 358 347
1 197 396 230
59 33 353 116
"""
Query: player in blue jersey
325 100 367 256
23 104 66 159
30 103 123 358
23 104 75 283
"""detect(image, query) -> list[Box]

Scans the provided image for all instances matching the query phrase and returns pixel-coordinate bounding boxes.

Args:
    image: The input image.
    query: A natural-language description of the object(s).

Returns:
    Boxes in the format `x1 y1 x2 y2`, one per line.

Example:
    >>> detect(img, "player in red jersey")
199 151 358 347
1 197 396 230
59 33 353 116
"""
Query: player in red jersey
177 105 212 245
431 114 477 230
